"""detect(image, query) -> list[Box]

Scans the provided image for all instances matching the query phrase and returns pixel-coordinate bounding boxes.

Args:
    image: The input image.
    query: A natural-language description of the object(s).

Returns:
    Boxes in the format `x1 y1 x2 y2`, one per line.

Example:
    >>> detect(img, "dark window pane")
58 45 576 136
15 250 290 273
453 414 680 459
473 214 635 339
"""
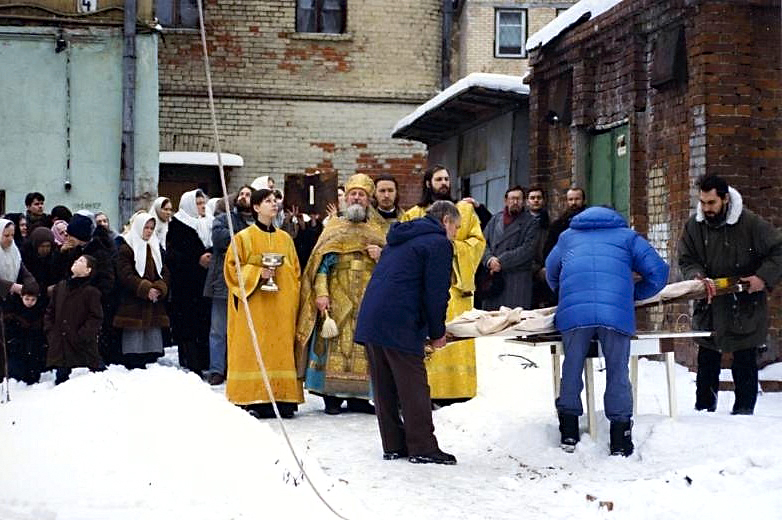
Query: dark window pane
179 0 199 28
321 0 344 33
156 0 174 26
297 0 317 32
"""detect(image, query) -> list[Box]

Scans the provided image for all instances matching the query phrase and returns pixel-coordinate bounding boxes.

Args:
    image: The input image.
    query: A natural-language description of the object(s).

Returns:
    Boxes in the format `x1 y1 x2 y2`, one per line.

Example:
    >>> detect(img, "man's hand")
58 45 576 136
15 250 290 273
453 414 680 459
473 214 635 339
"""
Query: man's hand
315 296 330 312
326 203 338 218
199 252 212 268
696 275 717 304
430 335 447 349
461 197 479 208
366 244 382 262
10 283 22 295
488 257 501 273
740 275 765 293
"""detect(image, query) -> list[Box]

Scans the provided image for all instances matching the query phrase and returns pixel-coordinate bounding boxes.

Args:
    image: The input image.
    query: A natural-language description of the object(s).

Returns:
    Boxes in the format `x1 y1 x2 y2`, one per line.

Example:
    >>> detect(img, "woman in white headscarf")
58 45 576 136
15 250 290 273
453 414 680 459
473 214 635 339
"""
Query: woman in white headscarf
166 189 212 375
0 219 35 302
113 213 170 369
151 197 173 250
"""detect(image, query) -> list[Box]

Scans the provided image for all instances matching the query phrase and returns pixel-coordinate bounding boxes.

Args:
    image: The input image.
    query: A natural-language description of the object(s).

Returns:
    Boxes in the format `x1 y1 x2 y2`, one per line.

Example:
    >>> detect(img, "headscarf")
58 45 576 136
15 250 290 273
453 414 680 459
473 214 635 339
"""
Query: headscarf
51 220 68 246
151 197 171 249
250 176 271 191
122 212 163 277
0 219 22 283
4 213 25 247
173 189 212 247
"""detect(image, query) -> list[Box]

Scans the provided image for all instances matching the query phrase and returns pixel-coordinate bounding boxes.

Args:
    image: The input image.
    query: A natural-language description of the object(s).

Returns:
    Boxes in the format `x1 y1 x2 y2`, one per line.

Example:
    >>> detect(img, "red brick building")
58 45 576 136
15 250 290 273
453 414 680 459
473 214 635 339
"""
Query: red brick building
526 0 781 367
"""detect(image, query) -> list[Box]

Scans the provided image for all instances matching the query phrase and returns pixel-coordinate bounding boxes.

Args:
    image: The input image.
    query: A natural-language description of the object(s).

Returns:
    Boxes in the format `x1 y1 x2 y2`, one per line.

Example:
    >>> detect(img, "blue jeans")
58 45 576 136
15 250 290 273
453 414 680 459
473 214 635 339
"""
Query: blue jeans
208 298 228 376
556 327 633 422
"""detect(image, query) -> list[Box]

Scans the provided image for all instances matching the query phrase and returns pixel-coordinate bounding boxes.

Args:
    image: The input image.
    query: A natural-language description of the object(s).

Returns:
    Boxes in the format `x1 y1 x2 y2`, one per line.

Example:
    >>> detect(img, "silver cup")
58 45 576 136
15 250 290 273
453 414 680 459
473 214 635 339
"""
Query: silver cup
260 253 285 292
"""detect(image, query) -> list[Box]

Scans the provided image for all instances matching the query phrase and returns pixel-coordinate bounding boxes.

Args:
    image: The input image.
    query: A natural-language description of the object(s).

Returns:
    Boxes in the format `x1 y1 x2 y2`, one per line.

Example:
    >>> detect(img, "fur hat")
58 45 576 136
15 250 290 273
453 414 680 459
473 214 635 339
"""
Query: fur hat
67 214 94 242
345 173 375 197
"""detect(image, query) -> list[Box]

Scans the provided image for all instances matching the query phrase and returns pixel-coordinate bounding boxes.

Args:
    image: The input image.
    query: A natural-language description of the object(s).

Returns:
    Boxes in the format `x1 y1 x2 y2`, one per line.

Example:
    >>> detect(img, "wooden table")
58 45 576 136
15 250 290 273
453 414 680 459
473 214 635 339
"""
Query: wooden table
506 331 712 438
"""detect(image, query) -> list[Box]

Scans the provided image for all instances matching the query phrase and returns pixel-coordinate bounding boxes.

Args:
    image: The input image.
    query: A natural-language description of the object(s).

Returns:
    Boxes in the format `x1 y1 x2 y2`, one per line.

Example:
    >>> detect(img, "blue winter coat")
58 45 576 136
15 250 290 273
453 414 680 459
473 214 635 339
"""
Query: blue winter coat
545 207 669 335
354 216 453 355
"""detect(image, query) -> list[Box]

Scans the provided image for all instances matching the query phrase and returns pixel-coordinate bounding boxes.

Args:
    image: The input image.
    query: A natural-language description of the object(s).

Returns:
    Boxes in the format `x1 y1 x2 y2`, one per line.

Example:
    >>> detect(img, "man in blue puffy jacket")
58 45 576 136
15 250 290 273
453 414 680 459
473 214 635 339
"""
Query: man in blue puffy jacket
546 206 668 456
355 200 460 465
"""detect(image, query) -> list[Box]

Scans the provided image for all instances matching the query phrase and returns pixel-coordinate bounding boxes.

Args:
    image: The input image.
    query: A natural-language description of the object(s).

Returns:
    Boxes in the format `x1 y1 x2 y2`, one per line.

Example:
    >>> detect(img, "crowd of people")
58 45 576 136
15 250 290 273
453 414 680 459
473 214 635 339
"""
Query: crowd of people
1 171 779 464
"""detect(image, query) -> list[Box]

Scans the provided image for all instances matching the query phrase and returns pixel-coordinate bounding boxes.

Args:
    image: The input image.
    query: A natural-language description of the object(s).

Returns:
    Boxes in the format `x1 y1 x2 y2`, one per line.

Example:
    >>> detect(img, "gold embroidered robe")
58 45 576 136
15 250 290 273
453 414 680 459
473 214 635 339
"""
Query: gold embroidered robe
224 225 303 405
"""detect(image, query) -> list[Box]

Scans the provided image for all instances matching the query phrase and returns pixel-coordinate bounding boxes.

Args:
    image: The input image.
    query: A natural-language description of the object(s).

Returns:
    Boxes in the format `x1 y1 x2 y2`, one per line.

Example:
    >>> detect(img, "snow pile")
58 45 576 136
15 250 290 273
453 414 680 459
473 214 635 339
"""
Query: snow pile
526 0 625 51
0 364 360 520
392 73 529 137
3 339 782 519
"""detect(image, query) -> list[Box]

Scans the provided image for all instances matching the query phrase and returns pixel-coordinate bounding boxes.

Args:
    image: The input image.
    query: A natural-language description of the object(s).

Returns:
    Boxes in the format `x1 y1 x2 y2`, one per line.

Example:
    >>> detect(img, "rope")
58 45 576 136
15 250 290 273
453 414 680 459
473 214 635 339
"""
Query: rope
193 2 349 518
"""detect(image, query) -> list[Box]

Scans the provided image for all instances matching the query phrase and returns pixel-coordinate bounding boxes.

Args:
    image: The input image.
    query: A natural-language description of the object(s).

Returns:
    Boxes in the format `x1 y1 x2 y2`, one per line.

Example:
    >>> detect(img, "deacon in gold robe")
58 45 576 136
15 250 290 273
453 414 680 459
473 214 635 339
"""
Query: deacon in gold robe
224 188 303 418
401 165 486 403
295 173 387 415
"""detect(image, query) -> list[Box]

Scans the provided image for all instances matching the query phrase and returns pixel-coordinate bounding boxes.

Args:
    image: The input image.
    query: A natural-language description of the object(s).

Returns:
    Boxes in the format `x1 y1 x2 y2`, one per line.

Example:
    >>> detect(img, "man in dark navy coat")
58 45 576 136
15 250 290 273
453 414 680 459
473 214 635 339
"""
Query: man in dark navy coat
355 200 460 465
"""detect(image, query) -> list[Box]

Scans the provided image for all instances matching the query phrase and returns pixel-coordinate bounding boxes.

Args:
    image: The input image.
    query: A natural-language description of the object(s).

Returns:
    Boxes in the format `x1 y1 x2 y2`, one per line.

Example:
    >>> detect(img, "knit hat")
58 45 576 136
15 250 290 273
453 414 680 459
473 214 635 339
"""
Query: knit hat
345 173 375 197
67 214 94 242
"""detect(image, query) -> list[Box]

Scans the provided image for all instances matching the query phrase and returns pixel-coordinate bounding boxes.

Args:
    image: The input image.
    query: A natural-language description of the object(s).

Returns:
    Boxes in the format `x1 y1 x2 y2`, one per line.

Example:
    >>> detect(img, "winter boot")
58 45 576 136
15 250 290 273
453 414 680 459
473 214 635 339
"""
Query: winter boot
609 421 634 457
558 413 579 453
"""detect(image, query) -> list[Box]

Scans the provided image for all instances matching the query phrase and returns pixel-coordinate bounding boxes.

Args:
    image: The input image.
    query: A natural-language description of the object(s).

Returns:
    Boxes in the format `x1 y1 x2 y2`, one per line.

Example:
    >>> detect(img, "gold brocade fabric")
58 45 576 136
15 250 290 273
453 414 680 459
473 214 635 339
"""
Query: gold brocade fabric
223 226 303 405
401 201 486 398
295 210 387 396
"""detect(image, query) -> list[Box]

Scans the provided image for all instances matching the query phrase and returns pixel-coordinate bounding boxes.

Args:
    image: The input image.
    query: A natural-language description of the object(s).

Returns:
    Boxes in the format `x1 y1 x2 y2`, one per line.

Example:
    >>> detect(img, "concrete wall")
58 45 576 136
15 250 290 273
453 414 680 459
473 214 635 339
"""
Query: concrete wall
0 27 158 224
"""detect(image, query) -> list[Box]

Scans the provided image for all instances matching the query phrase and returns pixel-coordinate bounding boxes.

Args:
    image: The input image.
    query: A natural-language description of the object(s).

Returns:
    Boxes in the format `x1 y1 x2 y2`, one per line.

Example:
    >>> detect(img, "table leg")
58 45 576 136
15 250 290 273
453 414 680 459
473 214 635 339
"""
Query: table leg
552 352 561 409
630 355 639 417
584 358 596 439
665 351 678 419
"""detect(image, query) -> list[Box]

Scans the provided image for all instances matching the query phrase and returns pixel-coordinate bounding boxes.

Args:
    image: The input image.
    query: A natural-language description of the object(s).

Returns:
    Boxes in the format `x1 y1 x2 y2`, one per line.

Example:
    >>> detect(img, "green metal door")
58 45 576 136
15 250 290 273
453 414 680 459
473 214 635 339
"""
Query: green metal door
587 125 630 219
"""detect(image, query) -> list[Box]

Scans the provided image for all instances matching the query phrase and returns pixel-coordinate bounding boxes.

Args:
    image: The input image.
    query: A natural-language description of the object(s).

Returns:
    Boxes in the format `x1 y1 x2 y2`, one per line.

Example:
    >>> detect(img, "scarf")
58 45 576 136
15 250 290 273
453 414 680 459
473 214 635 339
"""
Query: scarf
122 212 163 277
151 197 171 250
51 221 68 246
173 189 212 247
0 219 23 283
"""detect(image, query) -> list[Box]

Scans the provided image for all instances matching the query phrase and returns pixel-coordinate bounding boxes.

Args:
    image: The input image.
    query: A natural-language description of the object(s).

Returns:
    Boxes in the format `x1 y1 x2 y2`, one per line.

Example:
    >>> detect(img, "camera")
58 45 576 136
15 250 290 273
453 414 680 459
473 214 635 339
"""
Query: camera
64 181 72 191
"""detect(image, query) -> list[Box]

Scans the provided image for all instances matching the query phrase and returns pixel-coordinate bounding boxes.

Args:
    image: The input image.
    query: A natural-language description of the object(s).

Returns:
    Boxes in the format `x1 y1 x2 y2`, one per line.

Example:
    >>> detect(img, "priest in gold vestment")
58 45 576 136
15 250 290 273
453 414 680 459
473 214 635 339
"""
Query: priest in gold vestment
224 189 303 418
401 165 486 403
295 174 387 415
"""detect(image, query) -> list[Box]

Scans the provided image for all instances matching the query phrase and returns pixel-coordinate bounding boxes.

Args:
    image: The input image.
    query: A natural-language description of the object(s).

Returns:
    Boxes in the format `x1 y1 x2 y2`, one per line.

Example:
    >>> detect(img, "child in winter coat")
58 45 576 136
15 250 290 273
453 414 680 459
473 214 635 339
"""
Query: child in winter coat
45 254 104 385
4 281 47 384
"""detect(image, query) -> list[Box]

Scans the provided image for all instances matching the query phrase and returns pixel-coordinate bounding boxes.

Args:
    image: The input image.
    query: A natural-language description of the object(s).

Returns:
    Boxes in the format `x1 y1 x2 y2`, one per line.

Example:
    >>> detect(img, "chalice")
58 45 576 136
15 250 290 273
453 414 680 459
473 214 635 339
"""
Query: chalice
260 253 285 292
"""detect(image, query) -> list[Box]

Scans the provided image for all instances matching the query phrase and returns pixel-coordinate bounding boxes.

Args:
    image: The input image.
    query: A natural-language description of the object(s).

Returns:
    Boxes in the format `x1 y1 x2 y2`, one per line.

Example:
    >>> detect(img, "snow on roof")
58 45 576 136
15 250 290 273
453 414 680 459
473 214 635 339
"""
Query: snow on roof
392 73 529 137
526 0 625 52
159 151 244 167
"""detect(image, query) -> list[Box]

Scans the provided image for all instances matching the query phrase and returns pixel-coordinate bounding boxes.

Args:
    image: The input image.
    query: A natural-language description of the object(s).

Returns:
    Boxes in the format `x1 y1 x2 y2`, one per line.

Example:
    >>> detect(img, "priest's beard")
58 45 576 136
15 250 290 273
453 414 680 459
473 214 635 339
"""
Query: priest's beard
345 204 367 223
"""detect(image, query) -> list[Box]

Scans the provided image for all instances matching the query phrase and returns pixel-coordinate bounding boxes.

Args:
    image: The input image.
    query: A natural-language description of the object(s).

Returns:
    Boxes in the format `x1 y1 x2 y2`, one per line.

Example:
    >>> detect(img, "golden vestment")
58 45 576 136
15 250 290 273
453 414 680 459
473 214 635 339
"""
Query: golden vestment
224 225 303 405
295 210 387 397
401 201 486 398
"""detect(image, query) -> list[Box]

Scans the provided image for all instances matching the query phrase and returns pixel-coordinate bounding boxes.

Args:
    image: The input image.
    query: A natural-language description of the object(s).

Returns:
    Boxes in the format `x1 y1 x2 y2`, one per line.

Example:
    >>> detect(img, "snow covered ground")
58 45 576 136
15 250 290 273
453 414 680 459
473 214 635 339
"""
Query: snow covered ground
2 337 782 520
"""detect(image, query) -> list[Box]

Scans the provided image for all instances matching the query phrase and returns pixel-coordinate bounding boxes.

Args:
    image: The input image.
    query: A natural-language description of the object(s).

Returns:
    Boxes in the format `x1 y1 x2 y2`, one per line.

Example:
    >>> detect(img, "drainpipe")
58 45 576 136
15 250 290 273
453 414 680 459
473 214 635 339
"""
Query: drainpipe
119 0 137 225
441 0 453 89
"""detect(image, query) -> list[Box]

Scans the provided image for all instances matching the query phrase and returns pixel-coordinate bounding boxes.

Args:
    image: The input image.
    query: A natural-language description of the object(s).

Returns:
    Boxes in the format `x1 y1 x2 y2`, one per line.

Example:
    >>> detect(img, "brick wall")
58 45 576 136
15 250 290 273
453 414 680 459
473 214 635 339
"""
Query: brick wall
158 0 439 206
527 0 781 369
455 0 576 79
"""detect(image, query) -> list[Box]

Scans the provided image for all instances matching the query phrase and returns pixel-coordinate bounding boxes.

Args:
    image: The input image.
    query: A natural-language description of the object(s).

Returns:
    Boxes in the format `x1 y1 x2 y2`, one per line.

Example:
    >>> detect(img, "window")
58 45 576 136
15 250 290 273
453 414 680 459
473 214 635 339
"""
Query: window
157 0 199 29
296 0 347 34
495 8 527 58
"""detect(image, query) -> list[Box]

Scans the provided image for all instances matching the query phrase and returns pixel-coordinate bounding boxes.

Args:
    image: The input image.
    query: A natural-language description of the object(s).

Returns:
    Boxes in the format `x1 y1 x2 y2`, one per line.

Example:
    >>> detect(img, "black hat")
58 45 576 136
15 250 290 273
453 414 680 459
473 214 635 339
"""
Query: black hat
67 214 93 242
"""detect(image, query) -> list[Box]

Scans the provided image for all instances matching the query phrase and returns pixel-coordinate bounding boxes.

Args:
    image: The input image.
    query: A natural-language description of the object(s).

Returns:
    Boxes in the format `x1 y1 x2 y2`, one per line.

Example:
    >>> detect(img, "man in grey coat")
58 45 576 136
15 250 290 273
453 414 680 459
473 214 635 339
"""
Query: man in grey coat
203 185 254 385
481 186 539 310
678 175 782 415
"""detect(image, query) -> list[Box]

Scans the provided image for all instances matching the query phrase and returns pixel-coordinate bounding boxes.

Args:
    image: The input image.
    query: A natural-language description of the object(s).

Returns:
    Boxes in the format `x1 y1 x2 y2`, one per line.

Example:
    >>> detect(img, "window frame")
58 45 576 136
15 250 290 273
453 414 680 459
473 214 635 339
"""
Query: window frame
156 0 200 30
296 0 347 35
494 8 527 59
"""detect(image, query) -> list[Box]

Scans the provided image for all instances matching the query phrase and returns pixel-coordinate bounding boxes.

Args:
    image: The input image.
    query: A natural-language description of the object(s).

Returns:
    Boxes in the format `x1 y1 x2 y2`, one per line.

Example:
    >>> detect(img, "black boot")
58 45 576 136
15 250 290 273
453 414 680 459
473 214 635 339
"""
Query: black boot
609 421 634 457
558 413 579 453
